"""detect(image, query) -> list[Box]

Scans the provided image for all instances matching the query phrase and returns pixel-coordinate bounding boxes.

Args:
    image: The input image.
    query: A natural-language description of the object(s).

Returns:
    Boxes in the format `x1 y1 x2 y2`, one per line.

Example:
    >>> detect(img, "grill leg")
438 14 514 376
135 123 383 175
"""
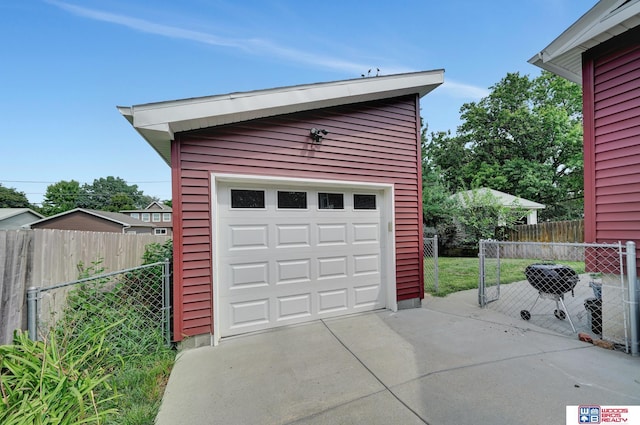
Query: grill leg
528 294 541 313
558 298 576 333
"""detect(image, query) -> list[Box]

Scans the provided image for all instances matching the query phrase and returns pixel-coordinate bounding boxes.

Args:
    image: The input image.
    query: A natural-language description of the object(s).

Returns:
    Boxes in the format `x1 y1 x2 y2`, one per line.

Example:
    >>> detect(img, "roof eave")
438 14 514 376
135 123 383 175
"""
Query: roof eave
529 0 640 83
528 53 582 84
119 70 444 165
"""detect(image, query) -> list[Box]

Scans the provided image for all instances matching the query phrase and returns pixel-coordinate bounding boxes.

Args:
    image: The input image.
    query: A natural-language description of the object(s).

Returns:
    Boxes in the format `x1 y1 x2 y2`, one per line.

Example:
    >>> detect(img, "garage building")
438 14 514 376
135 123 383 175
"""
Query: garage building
119 70 444 345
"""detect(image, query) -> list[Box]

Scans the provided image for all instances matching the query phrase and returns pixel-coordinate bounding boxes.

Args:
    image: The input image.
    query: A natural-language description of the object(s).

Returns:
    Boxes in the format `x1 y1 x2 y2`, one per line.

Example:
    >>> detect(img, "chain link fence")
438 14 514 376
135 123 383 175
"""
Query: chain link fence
27 261 171 351
424 236 439 293
478 240 637 353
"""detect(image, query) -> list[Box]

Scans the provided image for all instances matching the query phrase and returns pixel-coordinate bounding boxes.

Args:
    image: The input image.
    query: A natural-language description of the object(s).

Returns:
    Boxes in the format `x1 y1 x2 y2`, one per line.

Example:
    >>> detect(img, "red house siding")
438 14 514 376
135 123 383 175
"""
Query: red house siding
171 95 424 340
583 26 640 273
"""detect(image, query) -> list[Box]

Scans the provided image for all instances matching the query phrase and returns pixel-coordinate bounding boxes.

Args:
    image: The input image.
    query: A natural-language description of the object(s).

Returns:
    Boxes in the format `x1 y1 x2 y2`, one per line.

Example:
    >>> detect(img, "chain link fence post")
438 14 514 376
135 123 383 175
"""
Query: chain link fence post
27 286 39 341
163 258 172 347
627 241 638 356
433 235 439 292
478 239 485 307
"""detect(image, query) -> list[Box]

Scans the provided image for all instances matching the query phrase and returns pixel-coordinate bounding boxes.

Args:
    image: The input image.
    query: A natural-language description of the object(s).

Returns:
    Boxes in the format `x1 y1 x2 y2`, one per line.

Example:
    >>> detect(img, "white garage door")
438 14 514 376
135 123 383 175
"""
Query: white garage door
216 181 386 337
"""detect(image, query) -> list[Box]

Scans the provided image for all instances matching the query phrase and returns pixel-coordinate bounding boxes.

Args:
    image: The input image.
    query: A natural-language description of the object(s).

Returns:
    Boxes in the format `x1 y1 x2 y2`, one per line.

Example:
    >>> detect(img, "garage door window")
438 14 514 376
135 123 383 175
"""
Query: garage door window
318 193 344 210
277 191 307 209
231 189 265 208
354 194 376 210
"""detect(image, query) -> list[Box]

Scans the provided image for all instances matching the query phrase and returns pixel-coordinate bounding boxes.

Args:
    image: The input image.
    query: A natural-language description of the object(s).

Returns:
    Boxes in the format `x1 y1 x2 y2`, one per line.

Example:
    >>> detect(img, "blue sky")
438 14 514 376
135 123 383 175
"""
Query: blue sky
1 0 595 205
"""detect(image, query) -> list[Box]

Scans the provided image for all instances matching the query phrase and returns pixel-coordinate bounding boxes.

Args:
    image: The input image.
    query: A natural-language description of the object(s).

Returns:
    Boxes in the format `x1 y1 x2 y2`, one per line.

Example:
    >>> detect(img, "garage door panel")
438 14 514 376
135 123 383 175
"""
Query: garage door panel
229 225 268 250
353 223 380 243
353 254 379 275
317 256 348 279
229 262 269 288
354 284 383 308
276 259 311 284
318 289 349 314
217 183 386 337
229 299 270 329
276 224 311 247
317 224 348 245
276 294 312 321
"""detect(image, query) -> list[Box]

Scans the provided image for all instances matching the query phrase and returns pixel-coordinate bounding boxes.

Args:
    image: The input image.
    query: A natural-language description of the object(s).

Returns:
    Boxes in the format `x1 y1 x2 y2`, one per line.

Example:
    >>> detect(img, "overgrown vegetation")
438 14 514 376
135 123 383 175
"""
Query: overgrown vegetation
0 239 175 424
0 325 119 424
426 257 586 297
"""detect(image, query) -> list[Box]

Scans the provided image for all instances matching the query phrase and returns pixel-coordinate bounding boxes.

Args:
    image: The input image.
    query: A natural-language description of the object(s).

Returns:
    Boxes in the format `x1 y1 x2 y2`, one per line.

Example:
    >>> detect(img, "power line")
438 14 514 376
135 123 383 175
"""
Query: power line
0 180 170 184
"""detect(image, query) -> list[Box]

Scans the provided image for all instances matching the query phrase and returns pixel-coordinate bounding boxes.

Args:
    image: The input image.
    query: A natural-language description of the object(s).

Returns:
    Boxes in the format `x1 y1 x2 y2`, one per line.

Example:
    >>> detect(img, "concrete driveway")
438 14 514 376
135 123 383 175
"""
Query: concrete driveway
156 291 640 425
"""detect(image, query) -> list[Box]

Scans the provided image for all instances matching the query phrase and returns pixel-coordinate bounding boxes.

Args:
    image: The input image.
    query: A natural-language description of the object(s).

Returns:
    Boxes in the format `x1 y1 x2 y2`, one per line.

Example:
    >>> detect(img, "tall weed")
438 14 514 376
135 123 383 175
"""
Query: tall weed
0 325 120 424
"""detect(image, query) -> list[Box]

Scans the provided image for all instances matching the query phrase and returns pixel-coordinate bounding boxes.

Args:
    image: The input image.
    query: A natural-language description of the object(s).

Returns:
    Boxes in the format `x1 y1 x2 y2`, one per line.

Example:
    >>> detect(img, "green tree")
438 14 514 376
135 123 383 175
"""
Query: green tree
421 126 457 227
424 71 583 221
83 176 148 212
41 180 87 216
0 184 31 208
453 189 527 246
39 176 159 214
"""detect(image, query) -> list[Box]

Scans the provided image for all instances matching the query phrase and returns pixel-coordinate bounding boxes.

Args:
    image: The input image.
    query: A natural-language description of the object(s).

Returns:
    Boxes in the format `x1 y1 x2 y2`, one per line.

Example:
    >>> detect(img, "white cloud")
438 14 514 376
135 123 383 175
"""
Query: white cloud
47 0 248 50
439 80 490 100
48 1 487 99
47 1 374 74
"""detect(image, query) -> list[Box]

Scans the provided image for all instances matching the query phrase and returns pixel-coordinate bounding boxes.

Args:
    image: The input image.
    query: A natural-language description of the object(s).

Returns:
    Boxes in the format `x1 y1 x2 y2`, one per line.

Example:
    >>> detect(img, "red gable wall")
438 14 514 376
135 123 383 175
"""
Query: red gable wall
170 95 424 340
583 25 640 273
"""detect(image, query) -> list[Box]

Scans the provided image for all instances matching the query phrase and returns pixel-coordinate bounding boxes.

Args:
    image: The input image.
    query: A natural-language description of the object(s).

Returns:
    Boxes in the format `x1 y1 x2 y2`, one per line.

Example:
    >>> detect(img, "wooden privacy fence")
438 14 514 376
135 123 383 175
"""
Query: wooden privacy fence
501 220 584 243
0 229 170 345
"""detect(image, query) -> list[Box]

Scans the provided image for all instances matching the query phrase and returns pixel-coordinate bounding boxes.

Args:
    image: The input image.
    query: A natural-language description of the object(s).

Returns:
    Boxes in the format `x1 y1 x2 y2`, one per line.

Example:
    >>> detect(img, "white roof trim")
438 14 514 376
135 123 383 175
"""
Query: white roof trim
529 0 640 83
118 70 444 165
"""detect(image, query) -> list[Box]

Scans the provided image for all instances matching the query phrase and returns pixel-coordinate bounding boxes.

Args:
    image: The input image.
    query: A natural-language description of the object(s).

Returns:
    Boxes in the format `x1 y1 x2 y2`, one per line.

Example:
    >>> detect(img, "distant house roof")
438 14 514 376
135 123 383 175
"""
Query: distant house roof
118 70 444 165
0 208 44 221
28 208 156 228
529 0 640 83
121 201 172 214
451 188 546 210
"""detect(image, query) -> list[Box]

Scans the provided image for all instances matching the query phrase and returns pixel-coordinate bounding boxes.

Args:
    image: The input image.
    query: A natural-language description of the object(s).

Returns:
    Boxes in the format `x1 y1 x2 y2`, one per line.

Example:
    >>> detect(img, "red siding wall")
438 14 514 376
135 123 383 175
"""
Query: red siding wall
583 26 640 273
171 95 424 340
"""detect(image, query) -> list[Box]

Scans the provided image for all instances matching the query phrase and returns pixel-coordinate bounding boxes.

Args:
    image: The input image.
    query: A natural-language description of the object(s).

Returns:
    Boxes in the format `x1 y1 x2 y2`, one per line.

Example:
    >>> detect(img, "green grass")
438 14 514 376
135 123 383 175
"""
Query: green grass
107 350 175 425
425 257 586 297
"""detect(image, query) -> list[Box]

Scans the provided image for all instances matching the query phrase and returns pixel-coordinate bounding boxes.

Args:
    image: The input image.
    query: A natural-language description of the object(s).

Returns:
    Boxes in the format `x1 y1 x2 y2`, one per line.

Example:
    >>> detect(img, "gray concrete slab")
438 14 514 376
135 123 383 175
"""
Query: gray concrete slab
156 291 640 425
156 321 385 425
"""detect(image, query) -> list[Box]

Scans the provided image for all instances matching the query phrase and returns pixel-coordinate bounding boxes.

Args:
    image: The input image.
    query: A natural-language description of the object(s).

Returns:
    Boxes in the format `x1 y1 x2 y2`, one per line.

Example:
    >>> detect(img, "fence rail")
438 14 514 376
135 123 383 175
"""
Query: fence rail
478 239 639 355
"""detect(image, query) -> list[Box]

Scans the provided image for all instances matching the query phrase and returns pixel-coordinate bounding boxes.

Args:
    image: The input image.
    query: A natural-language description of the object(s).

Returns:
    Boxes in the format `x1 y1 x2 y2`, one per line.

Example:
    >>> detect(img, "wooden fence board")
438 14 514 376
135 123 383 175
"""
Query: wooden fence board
0 231 33 345
502 220 584 243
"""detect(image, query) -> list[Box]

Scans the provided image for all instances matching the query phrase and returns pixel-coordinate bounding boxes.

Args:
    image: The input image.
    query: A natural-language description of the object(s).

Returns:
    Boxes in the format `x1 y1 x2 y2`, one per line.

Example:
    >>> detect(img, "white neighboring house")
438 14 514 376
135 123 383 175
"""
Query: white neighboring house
451 188 545 225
